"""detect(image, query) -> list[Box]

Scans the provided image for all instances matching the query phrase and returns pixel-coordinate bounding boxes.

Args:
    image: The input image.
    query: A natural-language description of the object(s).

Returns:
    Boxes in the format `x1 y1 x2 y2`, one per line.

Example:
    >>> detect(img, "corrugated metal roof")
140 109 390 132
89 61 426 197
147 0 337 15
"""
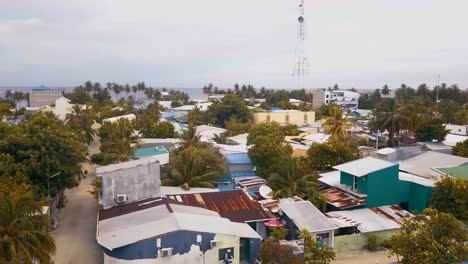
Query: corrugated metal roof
225 153 252 164
399 151 468 178
320 187 366 210
280 201 337 232
325 205 412 233
166 189 274 222
333 157 396 177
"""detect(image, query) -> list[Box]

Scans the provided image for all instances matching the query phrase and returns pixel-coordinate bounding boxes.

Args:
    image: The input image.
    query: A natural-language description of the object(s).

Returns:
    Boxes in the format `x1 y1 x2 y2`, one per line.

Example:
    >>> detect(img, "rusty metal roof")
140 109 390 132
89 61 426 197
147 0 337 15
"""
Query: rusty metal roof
320 187 366 210
98 197 183 221
325 205 412 233
166 189 275 223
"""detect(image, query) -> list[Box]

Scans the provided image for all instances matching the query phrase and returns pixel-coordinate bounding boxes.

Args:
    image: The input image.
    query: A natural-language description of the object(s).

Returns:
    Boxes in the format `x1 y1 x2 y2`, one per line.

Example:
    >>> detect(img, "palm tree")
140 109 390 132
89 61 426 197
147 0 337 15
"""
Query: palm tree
268 158 319 199
180 119 201 149
369 99 410 146
101 137 137 162
322 106 353 139
162 148 218 190
382 85 390 96
0 190 56 263
212 133 229 144
65 105 96 145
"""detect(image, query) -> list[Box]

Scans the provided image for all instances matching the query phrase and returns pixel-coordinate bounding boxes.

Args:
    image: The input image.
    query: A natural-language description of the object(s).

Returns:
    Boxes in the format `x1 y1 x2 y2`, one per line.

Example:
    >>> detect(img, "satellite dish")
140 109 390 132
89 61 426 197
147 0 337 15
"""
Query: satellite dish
259 185 273 199
298 16 304 23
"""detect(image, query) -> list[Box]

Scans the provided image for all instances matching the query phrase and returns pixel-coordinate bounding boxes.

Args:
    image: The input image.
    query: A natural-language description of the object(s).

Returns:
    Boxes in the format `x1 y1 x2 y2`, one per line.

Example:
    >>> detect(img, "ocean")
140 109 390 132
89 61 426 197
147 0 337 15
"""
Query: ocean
0 86 206 101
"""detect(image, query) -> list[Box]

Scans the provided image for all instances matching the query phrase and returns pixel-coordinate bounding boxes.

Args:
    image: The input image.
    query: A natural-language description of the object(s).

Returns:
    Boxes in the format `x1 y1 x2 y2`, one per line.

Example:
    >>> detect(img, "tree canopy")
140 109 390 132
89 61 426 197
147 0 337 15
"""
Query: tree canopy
430 177 468 221
386 208 467 264
306 138 360 171
452 139 468 158
208 94 251 127
248 122 292 178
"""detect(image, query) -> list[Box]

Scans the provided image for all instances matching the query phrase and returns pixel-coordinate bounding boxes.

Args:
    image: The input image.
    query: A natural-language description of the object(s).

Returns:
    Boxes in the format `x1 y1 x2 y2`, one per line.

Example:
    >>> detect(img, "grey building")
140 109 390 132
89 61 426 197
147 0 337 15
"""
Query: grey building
96 157 161 209
29 86 64 107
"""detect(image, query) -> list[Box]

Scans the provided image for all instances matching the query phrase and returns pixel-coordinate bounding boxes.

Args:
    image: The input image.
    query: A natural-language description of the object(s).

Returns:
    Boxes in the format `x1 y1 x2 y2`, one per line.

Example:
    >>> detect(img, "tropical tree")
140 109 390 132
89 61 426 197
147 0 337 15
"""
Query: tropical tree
180 120 202 149
0 103 13 120
386 208 467 264
259 239 303 264
306 138 360 171
452 139 468 158
299 229 336 264
430 177 468 221
248 122 292 178
65 104 96 145
102 137 137 163
415 118 448 142
208 94 251 126
161 148 223 190
268 158 319 199
212 132 229 144
0 188 56 264
382 85 390 96
322 105 353 139
369 98 411 146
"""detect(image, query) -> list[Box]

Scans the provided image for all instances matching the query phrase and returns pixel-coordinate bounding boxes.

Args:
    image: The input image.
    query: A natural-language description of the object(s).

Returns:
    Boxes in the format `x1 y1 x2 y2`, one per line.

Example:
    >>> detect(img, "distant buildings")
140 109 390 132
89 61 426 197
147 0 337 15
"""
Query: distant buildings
253 110 315 126
102 114 136 123
312 89 360 109
29 85 64 107
42 96 78 120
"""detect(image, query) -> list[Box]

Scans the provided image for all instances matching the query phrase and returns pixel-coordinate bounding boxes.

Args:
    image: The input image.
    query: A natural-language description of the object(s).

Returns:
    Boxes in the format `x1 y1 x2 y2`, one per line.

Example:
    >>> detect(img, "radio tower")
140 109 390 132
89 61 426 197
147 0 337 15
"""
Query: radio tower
293 0 309 89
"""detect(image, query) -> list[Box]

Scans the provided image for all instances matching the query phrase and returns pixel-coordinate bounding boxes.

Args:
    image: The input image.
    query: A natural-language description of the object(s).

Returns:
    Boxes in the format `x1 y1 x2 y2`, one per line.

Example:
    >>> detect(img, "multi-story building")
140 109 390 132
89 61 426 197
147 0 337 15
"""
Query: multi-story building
312 89 360 109
253 110 315 126
29 85 64 107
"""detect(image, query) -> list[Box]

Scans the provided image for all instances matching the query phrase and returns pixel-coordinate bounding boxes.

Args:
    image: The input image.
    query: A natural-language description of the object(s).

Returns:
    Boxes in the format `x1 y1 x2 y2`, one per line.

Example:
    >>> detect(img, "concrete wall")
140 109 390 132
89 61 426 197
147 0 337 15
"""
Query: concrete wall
253 111 315 126
333 230 397 252
29 89 64 107
99 161 161 209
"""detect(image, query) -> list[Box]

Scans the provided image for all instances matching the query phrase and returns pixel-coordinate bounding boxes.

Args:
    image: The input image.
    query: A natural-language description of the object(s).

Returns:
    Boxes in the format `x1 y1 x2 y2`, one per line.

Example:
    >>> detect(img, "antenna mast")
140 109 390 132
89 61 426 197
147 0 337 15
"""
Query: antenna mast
293 0 309 89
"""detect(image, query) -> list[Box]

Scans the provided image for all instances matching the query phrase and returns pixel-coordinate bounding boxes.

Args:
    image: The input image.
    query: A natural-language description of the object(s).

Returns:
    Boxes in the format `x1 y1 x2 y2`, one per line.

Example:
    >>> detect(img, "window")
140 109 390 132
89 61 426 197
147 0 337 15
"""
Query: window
353 176 358 190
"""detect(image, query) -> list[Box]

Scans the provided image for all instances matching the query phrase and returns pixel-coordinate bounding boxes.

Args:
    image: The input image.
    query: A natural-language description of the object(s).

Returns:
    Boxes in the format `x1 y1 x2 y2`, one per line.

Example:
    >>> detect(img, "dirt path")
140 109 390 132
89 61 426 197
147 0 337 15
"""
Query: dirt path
51 139 102 264
334 250 398 264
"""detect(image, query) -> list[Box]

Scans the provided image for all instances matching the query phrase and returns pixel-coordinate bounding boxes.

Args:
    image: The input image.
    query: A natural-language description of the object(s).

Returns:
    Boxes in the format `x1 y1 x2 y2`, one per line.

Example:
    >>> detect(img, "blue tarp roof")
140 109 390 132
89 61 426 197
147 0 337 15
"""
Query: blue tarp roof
225 153 252 164
32 85 49 91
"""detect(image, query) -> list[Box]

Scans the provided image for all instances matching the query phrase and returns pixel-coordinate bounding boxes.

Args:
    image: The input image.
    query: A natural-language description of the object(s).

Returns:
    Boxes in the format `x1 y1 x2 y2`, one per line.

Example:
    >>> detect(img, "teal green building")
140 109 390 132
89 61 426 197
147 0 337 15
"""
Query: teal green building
333 157 434 212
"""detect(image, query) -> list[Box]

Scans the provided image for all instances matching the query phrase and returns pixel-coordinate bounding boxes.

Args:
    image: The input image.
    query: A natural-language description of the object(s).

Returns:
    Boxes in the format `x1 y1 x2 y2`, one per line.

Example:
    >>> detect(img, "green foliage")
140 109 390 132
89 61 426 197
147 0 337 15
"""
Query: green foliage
208 94 251 127
282 124 300 136
65 105 96 145
0 186 56 264
0 103 13 118
99 119 138 163
180 119 202 149
322 106 353 139
136 103 175 138
211 132 229 144
248 122 292 178
366 234 378 251
268 157 320 199
453 108 468 125
452 139 468 158
225 117 251 136
306 138 360 170
0 113 87 197
299 229 336 264
89 177 102 200
315 103 340 120
162 148 223 190
270 227 289 241
430 177 468 221
415 118 448 142
260 239 303 264
386 208 468 264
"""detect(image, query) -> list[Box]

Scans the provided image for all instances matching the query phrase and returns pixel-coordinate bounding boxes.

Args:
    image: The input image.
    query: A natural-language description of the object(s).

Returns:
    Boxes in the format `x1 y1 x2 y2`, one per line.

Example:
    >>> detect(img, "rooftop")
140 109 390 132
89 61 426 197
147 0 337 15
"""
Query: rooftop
399 172 436 187
279 201 337 233
98 197 261 250
96 156 159 175
225 153 252 164
165 189 274 223
434 165 468 180
399 151 468 178
333 157 396 177
325 205 412 233
102 114 136 123
320 187 367 210
134 146 169 158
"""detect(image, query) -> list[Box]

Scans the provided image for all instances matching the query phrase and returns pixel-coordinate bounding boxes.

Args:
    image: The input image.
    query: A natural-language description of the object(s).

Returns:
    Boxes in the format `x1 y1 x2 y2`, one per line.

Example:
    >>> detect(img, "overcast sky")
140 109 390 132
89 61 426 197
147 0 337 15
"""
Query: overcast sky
1 0 467 89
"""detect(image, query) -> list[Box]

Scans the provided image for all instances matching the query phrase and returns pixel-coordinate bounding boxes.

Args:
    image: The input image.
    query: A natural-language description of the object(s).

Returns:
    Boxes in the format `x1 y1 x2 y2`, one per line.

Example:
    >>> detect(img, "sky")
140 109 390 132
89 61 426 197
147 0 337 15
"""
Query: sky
1 0 468 90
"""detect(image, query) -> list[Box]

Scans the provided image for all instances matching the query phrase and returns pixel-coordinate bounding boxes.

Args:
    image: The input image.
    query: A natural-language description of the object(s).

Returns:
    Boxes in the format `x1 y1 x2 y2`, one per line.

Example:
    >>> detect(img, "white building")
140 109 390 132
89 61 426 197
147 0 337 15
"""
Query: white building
43 96 79 120
445 124 468 136
312 90 360 109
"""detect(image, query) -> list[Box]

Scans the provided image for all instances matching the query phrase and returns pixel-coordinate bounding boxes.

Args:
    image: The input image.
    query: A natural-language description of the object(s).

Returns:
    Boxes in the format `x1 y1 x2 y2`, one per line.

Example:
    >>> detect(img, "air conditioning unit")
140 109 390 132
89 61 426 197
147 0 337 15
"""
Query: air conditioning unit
210 240 218 248
160 248 173 257
115 194 128 204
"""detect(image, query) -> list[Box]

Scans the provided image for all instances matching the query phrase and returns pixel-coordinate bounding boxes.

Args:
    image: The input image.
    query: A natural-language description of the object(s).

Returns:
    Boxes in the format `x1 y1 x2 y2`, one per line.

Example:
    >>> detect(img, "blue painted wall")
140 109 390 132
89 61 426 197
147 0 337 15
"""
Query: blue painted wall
103 230 215 260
